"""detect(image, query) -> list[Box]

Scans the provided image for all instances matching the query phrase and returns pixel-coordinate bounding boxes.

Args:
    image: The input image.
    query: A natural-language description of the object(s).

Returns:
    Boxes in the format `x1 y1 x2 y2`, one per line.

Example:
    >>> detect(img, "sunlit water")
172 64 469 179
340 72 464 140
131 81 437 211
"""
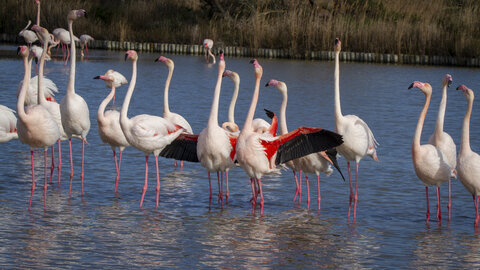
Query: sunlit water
0 44 480 268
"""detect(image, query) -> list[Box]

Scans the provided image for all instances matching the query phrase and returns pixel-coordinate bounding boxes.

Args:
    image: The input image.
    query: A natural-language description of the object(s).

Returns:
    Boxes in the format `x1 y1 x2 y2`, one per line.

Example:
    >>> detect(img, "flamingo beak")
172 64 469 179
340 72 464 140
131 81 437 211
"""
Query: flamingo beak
84 11 88 18
447 80 452 87
93 75 101 79
124 53 128 61
16 47 21 55
408 83 414 89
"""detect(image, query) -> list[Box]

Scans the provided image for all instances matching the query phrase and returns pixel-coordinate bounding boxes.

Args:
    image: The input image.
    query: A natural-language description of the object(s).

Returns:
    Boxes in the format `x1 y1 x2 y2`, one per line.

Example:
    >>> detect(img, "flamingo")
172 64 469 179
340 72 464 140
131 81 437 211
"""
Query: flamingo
60 9 90 196
427 74 456 220
16 73 58 106
409 81 455 223
154 56 193 168
456 84 480 227
0 105 18 143
235 59 343 215
94 69 129 193
121 50 185 208
203 39 216 64
53 28 79 64
80 34 94 58
266 79 344 210
333 38 379 220
16 45 60 210
18 20 38 47
32 25 68 185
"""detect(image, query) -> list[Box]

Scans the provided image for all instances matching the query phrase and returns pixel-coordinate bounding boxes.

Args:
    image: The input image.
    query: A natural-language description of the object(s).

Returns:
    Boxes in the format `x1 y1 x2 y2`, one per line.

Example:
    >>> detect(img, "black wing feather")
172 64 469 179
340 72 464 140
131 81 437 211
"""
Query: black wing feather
159 137 199 162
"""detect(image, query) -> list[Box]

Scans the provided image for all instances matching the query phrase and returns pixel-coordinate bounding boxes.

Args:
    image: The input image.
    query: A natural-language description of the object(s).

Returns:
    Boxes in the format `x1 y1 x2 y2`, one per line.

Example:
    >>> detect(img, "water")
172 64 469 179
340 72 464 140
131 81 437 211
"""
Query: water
1 44 480 268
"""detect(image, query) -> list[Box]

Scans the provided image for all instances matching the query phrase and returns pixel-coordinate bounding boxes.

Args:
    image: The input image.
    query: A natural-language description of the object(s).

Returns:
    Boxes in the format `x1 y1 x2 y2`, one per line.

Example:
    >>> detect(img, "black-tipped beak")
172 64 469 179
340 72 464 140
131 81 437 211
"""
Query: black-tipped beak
154 58 159 62
264 109 274 119
93 75 101 80
265 83 270 87
408 83 414 89
84 12 88 18
447 80 452 87
335 38 340 46
249 59 255 64
34 58 38 64
124 53 128 61
16 47 21 55
219 49 224 54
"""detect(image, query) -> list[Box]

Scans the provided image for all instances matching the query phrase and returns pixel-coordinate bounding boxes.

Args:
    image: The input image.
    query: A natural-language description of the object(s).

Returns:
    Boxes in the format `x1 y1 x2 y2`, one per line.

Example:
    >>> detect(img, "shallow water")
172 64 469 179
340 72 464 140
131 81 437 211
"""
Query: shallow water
1 44 480 268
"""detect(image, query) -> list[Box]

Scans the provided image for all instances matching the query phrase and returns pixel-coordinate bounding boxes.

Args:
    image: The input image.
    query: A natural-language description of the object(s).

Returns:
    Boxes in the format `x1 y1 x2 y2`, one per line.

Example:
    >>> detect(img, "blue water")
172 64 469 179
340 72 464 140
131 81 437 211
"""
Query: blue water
0 44 480 268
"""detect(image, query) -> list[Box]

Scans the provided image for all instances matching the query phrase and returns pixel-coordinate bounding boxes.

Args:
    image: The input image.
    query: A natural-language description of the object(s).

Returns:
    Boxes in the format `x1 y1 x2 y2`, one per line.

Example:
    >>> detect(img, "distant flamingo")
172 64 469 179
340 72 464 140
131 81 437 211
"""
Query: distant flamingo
456 84 480 227
80 34 94 58
60 10 90 196
121 50 185 208
427 74 456 220
18 20 38 47
409 81 455 223
16 45 60 210
155 56 193 168
0 105 18 143
236 59 343 215
203 39 216 64
53 28 79 64
94 70 129 193
333 38 378 220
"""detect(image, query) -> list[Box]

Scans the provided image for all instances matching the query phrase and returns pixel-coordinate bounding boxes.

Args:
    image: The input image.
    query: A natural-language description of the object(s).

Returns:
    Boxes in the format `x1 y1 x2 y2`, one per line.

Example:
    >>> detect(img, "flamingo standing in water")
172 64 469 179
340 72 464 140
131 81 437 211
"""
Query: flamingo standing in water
94 70 129 193
333 38 378 220
60 10 90 196
235 59 343 215
456 85 480 227
203 39 216 64
155 56 193 169
16 45 60 210
121 50 185 208
80 34 94 58
0 105 18 143
427 74 456 220
409 81 455 223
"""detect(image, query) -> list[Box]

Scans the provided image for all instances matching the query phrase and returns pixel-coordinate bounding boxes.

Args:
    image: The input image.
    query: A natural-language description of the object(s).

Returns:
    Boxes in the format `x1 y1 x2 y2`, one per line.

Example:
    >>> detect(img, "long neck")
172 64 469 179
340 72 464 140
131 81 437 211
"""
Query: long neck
67 19 76 95
460 97 473 153
37 37 48 105
279 86 288 135
163 64 173 115
334 51 343 123
434 84 447 135
207 67 224 126
97 86 115 124
243 74 261 131
36 2 40 26
412 92 431 149
120 58 137 126
228 77 239 124
17 56 32 119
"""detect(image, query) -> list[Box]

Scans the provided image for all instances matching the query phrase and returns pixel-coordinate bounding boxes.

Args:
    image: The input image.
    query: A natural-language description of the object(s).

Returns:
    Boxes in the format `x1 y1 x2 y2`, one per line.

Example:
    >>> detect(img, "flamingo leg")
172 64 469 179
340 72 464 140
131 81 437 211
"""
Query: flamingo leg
348 161 352 219
29 150 35 210
180 161 184 169
293 171 299 202
426 186 430 224
69 138 73 196
474 195 479 227
58 140 62 186
257 178 264 216
216 171 222 203
116 151 123 193
155 155 160 209
317 174 321 211
208 172 212 201
250 178 256 212
81 138 85 196
306 174 311 209
65 44 70 66
436 186 441 221
113 150 119 193
225 170 229 203
353 162 359 221
448 179 451 221
140 155 149 208
85 44 89 58
174 160 177 167
44 149 48 211
299 170 302 204
49 144 55 183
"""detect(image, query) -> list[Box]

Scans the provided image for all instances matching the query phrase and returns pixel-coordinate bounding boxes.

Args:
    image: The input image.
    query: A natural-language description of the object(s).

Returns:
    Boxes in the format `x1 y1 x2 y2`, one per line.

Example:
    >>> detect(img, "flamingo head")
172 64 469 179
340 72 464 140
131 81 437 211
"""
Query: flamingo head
125 50 137 61
35 0 40 4
334 38 341 52
265 79 287 93
68 9 87 21
265 79 279 87
222 70 232 78
93 74 113 82
409 81 432 95
218 50 225 71
443 74 453 88
250 59 263 78
457 84 474 100
17 46 29 57
154 56 173 68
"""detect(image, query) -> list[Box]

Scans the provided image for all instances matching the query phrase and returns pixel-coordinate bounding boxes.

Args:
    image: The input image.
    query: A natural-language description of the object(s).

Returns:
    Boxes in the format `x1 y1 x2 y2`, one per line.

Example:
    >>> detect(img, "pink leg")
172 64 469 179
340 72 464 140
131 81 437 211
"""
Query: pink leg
85 44 89 58
293 171 300 202
65 44 70 65
436 186 441 221
69 138 73 196
49 145 55 183
448 179 451 221
299 170 302 204
44 149 48 210
174 160 177 167
58 140 62 186
348 162 352 219
474 195 479 227
29 150 35 210
113 150 119 193
220 172 224 207
353 162 359 221
155 155 160 209
216 171 222 202
140 155 149 208
306 174 311 209
317 174 321 211
208 172 212 201
116 151 123 193
225 170 229 203
180 161 184 169
426 186 430 224
257 178 264 216
250 178 256 213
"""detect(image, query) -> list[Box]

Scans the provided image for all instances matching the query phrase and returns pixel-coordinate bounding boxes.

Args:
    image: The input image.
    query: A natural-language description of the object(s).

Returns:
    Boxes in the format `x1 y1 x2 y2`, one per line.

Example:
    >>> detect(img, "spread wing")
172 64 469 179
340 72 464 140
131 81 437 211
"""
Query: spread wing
159 133 199 162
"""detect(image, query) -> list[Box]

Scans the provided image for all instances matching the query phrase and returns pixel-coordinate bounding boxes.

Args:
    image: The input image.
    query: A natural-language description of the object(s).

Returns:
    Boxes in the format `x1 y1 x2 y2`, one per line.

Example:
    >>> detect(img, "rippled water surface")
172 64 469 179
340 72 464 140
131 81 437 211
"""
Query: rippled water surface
1 44 480 268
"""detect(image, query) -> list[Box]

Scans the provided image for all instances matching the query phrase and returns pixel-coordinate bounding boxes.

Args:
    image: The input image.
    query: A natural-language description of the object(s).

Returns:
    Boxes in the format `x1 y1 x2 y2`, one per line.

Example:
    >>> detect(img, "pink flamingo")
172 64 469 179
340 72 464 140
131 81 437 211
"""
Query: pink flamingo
0 105 18 143
80 34 94 58
155 56 193 169
121 50 185 208
427 74 456 220
17 45 60 210
333 39 379 220
456 84 480 227
235 59 343 215
60 10 90 196
94 70 129 193
203 39 216 64
18 20 38 47
409 81 455 223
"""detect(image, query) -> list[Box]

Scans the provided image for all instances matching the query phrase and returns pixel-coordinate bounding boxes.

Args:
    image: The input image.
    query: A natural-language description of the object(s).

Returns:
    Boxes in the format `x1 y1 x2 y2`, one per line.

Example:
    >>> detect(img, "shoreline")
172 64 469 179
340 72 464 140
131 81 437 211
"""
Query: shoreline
3 33 480 67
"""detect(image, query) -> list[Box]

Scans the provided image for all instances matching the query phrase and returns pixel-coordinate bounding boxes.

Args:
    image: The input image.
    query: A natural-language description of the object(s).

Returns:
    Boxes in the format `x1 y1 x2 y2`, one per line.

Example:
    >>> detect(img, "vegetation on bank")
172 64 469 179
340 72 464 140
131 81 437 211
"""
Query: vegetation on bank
3 0 480 58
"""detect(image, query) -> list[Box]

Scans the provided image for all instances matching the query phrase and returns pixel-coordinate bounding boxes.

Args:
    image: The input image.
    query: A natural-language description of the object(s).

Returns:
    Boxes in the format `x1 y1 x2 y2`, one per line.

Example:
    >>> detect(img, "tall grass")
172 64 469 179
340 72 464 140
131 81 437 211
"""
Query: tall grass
4 0 480 57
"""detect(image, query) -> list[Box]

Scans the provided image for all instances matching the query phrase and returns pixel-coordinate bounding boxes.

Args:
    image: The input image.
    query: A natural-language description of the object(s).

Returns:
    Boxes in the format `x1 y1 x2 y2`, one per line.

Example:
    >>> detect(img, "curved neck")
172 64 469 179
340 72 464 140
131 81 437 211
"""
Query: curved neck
97 86 115 124
208 66 224 126
37 37 48 105
412 92 431 149
36 2 41 26
228 77 239 124
334 51 343 123
67 19 76 95
461 97 473 153
120 58 137 126
279 86 288 135
17 56 32 119
434 84 448 135
163 64 173 115
243 73 261 131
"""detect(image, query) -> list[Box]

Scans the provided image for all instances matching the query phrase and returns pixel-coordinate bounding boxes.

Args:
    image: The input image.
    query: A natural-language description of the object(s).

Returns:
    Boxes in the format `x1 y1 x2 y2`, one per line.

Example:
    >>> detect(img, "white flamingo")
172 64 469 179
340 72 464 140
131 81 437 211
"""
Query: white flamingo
16 45 60 210
16 75 58 106
236 59 343 215
60 9 90 196
18 20 38 47
333 38 378 220
80 34 94 58
53 27 79 64
427 74 456 220
456 84 480 227
94 70 129 193
121 50 185 208
0 105 18 143
155 56 193 168
203 39 216 64
409 81 455 223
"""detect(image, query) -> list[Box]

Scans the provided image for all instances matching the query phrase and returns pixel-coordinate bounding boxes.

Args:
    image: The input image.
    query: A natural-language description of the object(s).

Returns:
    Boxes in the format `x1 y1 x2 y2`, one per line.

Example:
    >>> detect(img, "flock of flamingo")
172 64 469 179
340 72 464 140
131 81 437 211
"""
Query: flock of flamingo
3 2 480 226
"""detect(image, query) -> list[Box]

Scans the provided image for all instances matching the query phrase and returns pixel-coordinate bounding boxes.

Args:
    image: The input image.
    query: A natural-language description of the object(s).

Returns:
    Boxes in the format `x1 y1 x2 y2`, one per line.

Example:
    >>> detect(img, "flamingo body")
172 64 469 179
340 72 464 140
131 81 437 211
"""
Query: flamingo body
0 105 18 143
